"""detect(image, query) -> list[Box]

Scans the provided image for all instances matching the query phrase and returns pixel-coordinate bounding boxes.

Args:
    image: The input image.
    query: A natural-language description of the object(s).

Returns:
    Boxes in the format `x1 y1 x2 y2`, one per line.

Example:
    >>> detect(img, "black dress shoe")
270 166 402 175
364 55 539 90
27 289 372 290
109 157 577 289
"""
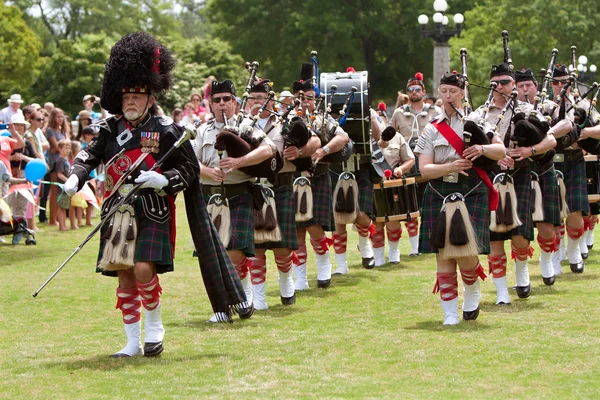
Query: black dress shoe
409 252 421 257
110 352 132 358
570 261 584 273
238 304 255 319
582 252 589 260
362 257 375 269
144 342 164 357
516 284 532 299
317 279 331 288
587 244 593 250
463 307 480 321
281 294 296 305
543 276 555 286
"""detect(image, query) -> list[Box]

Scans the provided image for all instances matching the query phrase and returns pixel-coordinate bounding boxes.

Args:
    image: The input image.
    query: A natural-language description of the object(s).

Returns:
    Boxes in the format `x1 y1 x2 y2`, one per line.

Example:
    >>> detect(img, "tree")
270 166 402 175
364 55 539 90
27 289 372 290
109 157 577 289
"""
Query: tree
28 33 117 116
451 0 600 105
205 0 475 105
0 4 42 97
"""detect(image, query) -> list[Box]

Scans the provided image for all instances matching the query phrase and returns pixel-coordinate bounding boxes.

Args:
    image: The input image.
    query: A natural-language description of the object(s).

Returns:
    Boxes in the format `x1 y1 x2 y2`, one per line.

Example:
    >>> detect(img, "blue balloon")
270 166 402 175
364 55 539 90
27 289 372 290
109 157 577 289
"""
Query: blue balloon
0 130 11 137
25 159 47 183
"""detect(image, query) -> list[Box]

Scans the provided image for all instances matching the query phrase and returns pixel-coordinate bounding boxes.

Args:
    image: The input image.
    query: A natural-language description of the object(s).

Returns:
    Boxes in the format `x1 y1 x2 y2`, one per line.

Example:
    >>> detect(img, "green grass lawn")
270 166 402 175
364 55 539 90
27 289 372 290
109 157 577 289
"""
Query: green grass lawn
1 199 599 399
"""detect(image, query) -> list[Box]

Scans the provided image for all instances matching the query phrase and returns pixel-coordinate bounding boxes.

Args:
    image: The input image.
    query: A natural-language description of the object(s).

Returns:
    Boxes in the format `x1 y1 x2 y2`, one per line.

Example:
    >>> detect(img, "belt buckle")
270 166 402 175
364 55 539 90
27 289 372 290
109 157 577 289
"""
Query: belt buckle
443 172 459 183
554 154 564 163
118 184 134 196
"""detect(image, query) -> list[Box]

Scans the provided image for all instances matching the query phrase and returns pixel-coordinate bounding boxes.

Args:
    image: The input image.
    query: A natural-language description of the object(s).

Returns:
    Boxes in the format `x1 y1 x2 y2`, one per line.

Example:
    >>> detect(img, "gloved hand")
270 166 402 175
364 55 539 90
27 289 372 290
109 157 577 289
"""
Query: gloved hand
134 170 168 190
64 175 79 196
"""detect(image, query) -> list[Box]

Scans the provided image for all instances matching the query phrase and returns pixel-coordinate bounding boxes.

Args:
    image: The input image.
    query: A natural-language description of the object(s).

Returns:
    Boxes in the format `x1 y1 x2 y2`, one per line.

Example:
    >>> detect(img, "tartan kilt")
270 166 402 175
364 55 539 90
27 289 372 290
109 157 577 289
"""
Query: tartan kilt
419 170 490 255
202 191 255 256
297 170 334 231
555 157 589 214
256 184 299 250
489 166 534 242
97 195 173 277
330 165 375 220
532 161 562 226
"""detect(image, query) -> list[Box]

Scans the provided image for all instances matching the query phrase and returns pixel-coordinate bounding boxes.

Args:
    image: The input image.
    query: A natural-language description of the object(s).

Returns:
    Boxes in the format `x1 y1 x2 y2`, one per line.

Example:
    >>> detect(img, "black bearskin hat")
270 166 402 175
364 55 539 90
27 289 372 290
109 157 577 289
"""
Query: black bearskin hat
249 79 272 93
292 62 315 93
101 32 176 115
552 64 569 80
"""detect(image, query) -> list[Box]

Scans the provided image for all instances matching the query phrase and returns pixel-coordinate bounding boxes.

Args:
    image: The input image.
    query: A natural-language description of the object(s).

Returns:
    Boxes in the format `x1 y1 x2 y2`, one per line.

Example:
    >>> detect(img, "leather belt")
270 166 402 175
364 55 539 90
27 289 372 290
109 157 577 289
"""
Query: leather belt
273 172 294 187
203 182 252 197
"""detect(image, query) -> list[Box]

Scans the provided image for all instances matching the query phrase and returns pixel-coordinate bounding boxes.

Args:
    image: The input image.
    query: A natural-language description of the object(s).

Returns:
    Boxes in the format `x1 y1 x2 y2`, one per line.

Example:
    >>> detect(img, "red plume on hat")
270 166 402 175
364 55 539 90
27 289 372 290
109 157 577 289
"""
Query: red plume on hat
378 101 387 112
407 72 425 89
415 72 424 81
346 66 356 73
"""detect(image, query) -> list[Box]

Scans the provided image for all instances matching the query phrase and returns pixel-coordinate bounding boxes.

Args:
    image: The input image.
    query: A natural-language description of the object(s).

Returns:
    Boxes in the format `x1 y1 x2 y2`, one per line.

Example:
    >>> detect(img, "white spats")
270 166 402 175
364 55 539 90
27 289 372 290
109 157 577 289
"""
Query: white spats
373 246 386 267
293 264 309 291
357 235 374 259
585 229 595 248
388 240 400 263
252 282 268 310
143 305 165 344
408 235 419 255
113 321 143 357
278 270 295 298
539 249 555 279
462 279 481 313
514 259 530 287
441 298 459 326
334 252 349 275
241 275 254 305
552 250 563 276
567 236 583 264
315 252 332 281
493 276 511 305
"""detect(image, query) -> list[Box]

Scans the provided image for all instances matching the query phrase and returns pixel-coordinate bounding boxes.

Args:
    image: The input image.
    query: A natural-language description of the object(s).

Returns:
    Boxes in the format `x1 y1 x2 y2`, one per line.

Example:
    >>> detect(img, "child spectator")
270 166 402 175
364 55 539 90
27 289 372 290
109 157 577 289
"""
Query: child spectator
55 139 74 231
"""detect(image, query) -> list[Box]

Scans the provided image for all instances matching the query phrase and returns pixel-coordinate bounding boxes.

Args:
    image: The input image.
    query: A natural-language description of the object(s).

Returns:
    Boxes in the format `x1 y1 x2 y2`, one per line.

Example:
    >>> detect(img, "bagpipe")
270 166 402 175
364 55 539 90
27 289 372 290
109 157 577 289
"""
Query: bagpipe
214 62 283 181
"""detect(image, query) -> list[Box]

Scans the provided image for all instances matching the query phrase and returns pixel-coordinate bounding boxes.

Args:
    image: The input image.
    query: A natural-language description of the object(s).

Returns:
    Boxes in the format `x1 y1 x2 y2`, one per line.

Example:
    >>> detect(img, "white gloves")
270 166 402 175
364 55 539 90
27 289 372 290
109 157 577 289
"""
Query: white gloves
64 175 80 196
134 170 168 190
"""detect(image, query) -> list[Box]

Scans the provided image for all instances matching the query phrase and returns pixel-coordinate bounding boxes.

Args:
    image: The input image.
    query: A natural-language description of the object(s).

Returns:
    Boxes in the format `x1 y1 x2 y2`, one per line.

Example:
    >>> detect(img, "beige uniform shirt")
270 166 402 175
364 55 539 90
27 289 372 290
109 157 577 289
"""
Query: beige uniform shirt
390 104 438 144
381 133 415 168
195 116 276 185
414 108 464 164
468 100 533 145
260 115 297 174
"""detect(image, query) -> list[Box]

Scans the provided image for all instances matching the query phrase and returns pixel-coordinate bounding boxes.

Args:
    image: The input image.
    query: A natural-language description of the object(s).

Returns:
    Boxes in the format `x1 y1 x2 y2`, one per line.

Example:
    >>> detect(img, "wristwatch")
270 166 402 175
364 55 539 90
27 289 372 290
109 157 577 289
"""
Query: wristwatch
323 145 331 155
531 146 537 156
298 149 303 157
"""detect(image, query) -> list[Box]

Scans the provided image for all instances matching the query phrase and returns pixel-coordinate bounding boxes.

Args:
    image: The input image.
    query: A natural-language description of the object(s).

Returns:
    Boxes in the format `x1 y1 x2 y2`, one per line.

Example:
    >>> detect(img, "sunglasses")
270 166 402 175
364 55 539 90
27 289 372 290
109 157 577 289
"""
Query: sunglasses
491 79 513 86
191 98 201 101
407 87 422 93
211 96 232 104
34 118 44 122
552 80 567 85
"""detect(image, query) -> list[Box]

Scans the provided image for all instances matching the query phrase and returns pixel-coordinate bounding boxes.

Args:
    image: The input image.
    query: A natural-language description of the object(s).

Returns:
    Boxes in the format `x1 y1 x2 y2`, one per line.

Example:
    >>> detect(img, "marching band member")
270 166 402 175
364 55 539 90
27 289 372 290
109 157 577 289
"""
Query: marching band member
468 64 537 304
414 72 505 325
370 110 416 266
389 73 439 256
513 68 561 286
66 32 245 356
292 72 350 289
545 65 586 274
195 79 277 320
246 79 320 309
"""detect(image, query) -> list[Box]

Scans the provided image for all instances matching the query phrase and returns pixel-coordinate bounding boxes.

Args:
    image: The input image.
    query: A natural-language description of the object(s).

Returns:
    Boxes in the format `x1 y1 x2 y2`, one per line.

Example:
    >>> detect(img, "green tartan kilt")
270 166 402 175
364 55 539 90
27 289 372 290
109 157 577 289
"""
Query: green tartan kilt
555 157 589 214
419 170 490 255
256 184 299 250
203 191 255 256
532 161 562 226
97 194 173 277
489 166 534 242
296 169 334 231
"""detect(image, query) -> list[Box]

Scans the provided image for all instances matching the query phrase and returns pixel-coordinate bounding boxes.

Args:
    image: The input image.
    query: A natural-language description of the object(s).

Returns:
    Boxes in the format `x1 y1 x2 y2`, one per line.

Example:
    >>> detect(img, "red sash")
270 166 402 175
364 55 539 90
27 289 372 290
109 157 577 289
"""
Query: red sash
432 120 499 211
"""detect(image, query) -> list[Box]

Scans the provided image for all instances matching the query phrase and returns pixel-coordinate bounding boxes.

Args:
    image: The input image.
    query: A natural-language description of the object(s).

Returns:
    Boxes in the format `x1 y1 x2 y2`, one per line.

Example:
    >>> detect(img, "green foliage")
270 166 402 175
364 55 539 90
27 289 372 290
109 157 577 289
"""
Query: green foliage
205 0 474 105
452 0 600 105
0 4 42 97
28 34 117 116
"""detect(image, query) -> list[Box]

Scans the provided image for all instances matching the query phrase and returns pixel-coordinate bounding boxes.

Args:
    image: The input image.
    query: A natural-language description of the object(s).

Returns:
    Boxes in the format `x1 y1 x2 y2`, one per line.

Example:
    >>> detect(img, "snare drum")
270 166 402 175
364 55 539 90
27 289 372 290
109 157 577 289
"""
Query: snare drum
320 71 370 155
585 154 600 203
373 177 420 223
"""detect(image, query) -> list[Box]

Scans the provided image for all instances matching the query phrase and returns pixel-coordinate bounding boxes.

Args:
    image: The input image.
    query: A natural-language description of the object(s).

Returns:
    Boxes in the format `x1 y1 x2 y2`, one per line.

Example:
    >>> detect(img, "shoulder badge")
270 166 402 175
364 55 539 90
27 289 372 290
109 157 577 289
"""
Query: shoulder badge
159 116 174 126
